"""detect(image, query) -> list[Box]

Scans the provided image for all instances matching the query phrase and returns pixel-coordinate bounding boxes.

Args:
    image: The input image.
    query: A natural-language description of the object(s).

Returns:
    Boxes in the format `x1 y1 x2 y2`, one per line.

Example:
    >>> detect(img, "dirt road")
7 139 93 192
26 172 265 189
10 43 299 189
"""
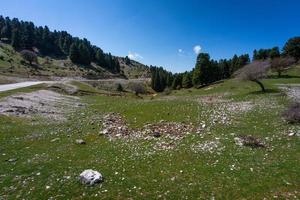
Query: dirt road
0 81 49 92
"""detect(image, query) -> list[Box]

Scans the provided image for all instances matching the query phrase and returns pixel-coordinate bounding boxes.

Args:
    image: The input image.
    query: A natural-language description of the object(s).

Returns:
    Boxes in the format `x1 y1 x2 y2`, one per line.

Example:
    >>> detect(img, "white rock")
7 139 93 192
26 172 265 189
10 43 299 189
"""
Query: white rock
288 132 295 136
234 137 243 146
51 138 60 142
75 139 86 144
79 169 103 185
101 129 109 135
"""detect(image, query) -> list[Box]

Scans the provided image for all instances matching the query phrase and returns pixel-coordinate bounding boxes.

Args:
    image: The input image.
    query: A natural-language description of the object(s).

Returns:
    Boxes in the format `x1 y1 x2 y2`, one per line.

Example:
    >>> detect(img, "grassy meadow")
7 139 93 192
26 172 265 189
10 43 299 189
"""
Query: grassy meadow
0 67 299 199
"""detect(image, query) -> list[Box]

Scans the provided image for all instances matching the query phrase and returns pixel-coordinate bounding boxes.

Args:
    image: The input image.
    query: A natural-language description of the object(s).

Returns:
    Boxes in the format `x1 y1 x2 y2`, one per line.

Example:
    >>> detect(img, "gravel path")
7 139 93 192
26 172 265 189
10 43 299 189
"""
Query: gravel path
0 81 51 92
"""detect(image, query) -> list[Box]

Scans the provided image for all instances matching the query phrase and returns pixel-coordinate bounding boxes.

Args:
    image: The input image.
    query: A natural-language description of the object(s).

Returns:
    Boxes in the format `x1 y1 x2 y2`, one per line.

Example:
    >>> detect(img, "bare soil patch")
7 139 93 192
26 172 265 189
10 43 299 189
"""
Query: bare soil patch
0 90 82 120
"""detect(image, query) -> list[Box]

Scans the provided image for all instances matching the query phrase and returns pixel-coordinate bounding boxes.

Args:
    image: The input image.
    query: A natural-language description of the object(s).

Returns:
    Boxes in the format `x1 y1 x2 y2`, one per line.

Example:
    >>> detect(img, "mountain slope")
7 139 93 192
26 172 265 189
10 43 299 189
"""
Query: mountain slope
0 42 150 80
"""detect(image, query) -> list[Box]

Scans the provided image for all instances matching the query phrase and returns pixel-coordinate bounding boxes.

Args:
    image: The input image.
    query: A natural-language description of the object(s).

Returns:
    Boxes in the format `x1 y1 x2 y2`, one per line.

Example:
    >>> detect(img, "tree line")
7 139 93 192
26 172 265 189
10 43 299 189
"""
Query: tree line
0 16 120 72
151 53 250 92
151 36 300 92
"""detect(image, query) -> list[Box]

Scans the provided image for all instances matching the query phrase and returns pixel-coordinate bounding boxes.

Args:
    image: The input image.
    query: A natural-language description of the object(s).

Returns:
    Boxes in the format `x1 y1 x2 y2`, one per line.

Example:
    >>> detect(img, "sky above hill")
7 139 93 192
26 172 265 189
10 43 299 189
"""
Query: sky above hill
1 0 300 72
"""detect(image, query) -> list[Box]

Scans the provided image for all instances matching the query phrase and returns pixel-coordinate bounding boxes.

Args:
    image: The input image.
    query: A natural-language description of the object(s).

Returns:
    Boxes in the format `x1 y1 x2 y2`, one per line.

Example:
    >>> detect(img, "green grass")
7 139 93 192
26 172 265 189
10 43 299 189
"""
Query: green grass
0 67 300 199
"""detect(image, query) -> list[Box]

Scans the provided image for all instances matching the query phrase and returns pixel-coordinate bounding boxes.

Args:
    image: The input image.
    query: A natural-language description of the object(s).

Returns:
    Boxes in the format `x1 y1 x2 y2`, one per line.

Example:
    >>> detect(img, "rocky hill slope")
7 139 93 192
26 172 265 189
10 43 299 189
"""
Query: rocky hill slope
0 42 150 81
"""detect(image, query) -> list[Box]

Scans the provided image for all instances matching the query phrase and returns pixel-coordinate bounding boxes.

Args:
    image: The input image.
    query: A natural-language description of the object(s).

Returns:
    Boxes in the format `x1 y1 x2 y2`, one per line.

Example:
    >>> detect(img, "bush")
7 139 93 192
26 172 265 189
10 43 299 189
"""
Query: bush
282 102 300 123
20 50 38 65
162 87 172 95
129 83 146 96
116 83 124 92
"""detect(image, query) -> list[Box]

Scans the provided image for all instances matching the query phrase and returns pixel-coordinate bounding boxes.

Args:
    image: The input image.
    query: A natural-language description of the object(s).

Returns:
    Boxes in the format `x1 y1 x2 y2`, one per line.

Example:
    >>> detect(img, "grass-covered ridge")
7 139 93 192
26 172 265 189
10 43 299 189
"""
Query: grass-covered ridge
0 67 299 199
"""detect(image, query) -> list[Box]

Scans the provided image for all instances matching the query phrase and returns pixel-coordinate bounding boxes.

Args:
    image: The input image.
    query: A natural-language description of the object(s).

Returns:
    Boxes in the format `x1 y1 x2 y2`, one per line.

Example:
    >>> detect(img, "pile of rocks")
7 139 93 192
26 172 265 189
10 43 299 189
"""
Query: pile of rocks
100 113 197 140
100 113 131 138
234 135 266 148
143 121 195 138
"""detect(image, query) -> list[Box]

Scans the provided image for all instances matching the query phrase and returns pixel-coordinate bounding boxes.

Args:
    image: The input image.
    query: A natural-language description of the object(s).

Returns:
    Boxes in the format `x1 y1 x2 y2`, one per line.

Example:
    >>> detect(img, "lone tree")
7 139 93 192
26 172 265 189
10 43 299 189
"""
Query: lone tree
20 50 38 65
271 56 296 77
235 60 271 92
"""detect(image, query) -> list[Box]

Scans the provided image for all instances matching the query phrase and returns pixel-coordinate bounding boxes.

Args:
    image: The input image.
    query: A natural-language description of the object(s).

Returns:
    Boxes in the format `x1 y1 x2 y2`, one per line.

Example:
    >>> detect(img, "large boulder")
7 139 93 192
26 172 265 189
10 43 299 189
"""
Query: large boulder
79 169 103 185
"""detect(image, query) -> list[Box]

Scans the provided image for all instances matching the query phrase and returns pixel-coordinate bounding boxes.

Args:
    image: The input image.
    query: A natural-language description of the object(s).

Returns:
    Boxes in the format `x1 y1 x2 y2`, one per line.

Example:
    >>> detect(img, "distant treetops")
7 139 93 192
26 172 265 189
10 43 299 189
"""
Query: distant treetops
151 36 300 92
0 16 120 73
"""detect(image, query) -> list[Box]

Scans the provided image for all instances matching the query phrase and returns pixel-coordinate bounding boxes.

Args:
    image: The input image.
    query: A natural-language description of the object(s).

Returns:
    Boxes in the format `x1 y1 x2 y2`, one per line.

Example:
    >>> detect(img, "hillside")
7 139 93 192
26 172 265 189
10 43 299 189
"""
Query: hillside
0 42 150 82
0 15 151 82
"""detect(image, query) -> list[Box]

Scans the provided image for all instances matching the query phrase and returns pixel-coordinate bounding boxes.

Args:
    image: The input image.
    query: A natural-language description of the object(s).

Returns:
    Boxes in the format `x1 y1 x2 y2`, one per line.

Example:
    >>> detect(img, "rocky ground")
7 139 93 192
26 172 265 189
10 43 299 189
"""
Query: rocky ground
0 90 83 120
279 84 300 102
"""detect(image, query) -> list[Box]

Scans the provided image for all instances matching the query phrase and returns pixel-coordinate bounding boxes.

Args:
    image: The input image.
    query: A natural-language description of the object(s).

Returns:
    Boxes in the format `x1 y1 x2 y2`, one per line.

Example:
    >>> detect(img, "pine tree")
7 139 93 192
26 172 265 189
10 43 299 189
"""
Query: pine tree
192 54 202 86
95 49 105 66
253 50 258 61
11 29 20 48
154 70 162 92
269 47 280 59
69 43 80 63
78 43 91 65
193 53 211 86
182 72 192 88
283 37 300 60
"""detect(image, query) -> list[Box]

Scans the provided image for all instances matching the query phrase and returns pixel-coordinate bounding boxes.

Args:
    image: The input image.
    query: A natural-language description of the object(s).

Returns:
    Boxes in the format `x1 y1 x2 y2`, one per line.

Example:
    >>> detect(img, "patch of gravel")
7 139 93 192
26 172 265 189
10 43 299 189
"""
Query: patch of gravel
279 84 300 102
100 113 200 150
0 90 82 120
100 113 197 138
191 139 225 154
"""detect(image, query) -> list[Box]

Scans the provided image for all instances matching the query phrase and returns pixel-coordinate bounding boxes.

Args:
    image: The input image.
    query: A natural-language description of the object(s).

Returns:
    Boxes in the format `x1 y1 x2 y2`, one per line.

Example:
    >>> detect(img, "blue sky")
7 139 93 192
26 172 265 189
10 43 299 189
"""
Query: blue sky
1 0 300 72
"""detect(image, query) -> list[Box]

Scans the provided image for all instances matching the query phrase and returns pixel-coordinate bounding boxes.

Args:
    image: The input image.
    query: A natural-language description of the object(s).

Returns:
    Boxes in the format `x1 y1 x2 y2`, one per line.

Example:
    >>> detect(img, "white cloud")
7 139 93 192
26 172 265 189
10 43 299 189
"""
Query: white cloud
193 45 202 55
178 49 183 53
128 52 143 60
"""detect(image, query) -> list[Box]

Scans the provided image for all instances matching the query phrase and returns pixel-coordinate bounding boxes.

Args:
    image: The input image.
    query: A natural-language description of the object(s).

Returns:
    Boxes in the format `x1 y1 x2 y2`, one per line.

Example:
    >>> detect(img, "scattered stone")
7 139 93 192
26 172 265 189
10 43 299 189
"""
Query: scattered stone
6 158 17 162
79 169 103 185
191 140 224 154
51 138 60 143
100 113 195 140
75 139 86 145
234 135 265 148
288 132 295 136
152 132 161 138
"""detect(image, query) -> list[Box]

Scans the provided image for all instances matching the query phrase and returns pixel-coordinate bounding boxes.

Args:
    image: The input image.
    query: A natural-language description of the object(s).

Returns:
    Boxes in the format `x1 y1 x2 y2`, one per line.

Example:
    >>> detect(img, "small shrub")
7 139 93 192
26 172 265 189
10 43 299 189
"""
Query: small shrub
116 83 124 92
163 87 172 95
282 102 300 123
129 83 146 96
20 50 38 65
235 135 265 148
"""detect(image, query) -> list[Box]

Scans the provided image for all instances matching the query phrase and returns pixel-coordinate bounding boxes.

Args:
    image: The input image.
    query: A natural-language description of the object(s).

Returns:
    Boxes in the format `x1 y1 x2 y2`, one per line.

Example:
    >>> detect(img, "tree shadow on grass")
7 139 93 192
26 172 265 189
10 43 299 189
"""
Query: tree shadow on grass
248 88 280 95
268 74 300 79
